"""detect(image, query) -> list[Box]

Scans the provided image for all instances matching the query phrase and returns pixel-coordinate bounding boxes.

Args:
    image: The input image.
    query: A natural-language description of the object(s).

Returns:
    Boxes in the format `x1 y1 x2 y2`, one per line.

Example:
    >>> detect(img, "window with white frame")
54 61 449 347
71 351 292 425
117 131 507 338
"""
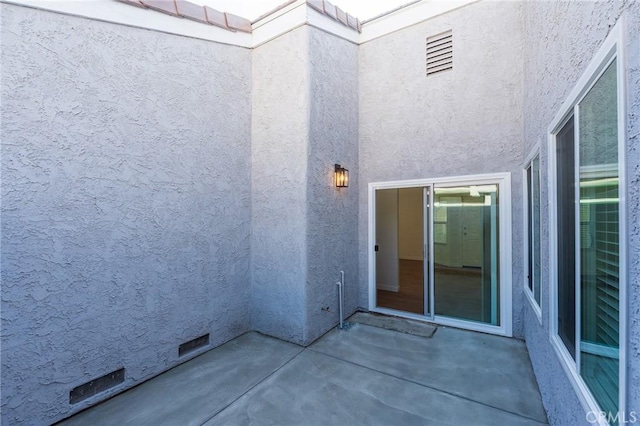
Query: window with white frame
524 152 541 314
549 22 625 423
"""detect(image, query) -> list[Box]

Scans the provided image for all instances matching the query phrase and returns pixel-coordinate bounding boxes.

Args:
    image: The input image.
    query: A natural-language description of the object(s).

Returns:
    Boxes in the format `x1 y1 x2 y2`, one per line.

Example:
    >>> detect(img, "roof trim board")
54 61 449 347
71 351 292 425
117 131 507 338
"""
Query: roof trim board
359 0 480 43
3 0 252 46
1 0 480 48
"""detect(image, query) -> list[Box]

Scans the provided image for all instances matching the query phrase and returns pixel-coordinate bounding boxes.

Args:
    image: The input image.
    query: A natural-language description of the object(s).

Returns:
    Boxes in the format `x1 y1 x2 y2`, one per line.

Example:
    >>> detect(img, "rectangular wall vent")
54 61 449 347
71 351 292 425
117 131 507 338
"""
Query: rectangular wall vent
179 333 210 357
426 30 453 76
69 368 125 404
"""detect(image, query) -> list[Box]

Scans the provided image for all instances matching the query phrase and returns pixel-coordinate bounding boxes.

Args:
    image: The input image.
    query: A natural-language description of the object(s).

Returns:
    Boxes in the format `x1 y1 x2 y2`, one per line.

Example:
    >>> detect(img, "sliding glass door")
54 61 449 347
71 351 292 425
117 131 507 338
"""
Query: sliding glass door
375 187 430 316
371 174 509 334
433 184 499 325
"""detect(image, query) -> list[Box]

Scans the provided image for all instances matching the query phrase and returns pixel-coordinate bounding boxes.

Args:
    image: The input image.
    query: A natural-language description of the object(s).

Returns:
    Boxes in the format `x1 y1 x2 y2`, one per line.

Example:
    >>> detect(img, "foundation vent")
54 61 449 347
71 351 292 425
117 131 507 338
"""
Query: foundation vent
69 368 125 404
179 333 210 357
426 30 453 76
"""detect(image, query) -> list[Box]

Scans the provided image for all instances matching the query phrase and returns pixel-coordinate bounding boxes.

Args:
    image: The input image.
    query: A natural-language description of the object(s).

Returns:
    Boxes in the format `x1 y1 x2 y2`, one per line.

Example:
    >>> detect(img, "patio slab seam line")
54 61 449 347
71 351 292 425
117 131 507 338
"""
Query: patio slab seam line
306 347 548 425
197 345 306 426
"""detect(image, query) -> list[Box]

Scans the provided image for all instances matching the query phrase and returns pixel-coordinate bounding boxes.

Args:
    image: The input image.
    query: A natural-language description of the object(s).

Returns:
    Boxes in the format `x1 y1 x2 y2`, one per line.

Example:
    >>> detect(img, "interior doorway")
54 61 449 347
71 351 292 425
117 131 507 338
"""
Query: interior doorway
369 174 512 336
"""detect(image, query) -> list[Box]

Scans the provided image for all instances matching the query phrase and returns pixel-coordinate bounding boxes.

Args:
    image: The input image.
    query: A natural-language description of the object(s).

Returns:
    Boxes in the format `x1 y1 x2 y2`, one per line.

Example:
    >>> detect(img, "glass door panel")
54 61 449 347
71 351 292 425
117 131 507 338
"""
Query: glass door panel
375 187 426 315
433 184 500 325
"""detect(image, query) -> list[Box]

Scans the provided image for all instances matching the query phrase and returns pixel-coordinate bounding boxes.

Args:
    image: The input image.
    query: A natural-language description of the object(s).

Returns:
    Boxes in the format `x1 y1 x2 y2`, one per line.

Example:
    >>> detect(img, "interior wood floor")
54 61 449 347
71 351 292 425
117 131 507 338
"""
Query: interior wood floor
377 259 425 314
377 259 484 322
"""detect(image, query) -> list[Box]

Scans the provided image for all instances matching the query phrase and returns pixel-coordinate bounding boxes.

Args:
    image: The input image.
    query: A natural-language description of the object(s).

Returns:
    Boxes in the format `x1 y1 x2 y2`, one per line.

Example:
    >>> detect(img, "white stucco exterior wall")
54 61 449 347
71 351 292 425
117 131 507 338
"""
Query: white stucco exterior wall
251 25 360 345
305 26 359 343
2 1 638 424
250 26 310 344
626 0 640 416
1 4 252 424
521 0 640 423
357 1 526 336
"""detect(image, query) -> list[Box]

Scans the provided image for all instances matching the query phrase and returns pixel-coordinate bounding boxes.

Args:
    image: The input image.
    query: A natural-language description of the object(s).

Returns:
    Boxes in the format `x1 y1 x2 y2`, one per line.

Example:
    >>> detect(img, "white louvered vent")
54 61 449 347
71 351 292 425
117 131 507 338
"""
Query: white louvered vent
426 30 453 76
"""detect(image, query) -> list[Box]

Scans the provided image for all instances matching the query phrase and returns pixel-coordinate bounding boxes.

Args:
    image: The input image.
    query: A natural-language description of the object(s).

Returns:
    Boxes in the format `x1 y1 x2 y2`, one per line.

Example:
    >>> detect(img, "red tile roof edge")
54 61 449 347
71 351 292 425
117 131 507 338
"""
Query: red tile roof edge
129 0 252 33
117 0 364 36
140 0 178 16
115 0 147 9
307 0 361 33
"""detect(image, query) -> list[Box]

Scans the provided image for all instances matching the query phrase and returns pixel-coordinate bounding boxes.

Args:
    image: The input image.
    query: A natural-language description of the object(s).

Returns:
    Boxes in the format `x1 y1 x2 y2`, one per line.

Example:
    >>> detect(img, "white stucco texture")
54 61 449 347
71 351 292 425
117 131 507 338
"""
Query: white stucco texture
251 25 360 345
521 1 639 423
251 26 311 344
306 26 359 343
2 1 638 425
357 0 526 336
1 5 252 424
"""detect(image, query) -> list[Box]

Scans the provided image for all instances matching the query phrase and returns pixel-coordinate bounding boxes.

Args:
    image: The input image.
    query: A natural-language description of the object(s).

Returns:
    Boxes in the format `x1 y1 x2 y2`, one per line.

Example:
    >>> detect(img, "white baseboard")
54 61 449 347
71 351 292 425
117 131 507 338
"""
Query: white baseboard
399 256 423 261
376 282 399 292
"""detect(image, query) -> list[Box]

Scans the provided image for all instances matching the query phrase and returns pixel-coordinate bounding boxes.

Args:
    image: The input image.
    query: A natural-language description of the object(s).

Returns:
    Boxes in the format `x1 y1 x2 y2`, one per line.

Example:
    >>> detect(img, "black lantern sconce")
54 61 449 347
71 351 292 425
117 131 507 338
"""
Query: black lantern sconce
335 164 349 188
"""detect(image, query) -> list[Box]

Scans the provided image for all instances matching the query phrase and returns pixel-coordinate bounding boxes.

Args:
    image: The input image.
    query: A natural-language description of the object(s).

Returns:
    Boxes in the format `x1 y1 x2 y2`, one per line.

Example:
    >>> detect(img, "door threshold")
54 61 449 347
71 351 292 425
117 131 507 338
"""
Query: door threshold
349 311 437 338
370 307 510 337
370 307 436 324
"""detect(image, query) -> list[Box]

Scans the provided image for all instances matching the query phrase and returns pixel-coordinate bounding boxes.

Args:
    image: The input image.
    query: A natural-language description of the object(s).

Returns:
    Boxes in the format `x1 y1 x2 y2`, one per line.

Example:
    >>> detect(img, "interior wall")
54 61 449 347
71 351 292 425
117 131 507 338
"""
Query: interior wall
434 196 463 268
375 189 399 292
521 0 640 423
0 4 252 425
398 187 423 261
251 26 309 345
305 26 359 344
357 1 526 336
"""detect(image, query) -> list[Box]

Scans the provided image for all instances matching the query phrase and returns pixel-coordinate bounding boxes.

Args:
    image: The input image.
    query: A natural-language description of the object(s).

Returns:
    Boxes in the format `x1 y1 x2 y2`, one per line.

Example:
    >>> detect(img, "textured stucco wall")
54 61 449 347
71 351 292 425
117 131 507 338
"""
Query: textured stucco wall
3 2 638 425
251 26 359 346
627 0 640 417
251 26 309 344
358 1 526 336
521 1 639 424
1 5 252 425
305 27 359 344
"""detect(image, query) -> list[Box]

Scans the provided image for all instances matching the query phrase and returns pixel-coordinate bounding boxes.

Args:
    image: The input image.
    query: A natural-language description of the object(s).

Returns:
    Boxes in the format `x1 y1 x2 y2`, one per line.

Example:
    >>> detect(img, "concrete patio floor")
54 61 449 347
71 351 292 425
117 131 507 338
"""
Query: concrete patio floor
59 315 548 426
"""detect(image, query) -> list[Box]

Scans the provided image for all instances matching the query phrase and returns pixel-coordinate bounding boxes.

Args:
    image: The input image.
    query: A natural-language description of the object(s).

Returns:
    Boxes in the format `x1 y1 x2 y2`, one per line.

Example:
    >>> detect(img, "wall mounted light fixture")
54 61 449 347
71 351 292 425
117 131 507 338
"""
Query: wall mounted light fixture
335 164 349 188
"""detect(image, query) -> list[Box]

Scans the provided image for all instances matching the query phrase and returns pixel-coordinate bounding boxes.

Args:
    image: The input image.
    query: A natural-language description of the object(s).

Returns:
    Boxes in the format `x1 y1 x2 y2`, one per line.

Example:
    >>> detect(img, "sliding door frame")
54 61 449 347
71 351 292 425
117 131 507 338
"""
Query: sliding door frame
368 172 513 337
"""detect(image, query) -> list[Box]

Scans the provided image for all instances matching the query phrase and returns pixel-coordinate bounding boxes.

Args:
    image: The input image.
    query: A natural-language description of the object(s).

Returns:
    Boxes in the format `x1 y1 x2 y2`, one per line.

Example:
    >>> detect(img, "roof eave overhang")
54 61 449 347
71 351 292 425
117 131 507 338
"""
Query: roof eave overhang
2 0 480 48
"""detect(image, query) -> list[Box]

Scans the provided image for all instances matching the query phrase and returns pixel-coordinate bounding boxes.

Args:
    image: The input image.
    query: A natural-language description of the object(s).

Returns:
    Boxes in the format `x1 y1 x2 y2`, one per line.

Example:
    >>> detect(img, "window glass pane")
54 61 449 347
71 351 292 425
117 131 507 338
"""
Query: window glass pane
434 185 499 325
579 61 619 417
557 116 576 359
532 156 541 304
